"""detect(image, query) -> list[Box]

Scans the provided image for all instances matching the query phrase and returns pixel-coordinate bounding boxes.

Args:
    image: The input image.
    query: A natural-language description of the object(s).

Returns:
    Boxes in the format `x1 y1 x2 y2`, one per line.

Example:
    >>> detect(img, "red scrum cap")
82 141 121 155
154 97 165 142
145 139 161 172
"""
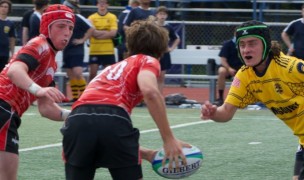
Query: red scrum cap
40 4 75 38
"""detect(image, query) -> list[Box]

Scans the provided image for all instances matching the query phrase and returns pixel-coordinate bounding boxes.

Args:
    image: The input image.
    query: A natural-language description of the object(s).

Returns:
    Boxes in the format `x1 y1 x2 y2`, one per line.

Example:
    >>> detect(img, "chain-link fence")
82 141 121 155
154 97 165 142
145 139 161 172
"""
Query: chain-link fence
10 17 288 76
164 21 288 76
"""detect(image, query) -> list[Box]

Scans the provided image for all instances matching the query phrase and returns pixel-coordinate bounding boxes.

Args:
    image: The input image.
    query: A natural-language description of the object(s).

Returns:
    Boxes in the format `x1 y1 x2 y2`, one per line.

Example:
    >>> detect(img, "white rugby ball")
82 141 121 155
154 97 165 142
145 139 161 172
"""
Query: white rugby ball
152 145 203 179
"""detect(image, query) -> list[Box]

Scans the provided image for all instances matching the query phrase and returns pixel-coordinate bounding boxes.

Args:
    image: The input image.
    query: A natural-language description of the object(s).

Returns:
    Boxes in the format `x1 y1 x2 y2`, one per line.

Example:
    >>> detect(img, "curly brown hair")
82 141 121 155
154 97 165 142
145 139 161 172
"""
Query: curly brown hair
270 40 281 57
125 18 169 59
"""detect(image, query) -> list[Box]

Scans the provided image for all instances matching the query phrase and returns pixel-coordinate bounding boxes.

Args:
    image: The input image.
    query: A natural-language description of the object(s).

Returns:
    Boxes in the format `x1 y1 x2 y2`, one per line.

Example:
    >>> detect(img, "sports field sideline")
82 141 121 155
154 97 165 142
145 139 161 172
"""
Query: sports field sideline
18 106 296 180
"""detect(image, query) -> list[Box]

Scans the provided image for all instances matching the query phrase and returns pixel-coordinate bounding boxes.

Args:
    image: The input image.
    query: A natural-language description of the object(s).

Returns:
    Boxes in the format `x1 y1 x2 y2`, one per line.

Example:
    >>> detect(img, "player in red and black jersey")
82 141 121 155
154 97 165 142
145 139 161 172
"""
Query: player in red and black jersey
0 4 75 179
61 19 189 180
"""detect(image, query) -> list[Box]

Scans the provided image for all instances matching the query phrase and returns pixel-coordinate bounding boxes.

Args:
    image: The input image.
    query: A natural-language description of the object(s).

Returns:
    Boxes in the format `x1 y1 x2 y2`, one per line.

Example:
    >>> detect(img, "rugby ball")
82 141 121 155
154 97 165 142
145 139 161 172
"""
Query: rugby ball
152 145 203 179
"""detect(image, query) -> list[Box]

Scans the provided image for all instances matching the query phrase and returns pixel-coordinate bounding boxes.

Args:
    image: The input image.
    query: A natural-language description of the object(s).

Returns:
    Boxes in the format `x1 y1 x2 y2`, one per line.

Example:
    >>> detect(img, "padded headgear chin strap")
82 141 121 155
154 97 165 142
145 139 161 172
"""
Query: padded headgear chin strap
236 24 271 66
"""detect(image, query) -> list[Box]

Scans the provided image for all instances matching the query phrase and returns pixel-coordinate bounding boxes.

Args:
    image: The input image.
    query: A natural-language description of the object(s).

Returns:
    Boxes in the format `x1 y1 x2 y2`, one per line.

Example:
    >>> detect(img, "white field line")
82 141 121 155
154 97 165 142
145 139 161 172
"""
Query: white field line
19 120 212 152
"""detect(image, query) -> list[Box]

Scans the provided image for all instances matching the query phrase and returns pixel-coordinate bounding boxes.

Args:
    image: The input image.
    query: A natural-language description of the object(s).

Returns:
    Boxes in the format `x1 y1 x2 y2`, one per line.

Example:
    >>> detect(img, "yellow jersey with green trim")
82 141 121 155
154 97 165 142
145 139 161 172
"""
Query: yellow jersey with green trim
88 12 117 55
226 52 304 144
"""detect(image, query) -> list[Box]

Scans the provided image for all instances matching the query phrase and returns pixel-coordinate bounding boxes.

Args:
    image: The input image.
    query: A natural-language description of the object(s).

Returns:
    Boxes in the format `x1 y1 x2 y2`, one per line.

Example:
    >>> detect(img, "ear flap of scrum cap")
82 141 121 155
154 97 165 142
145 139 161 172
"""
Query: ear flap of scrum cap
40 4 75 38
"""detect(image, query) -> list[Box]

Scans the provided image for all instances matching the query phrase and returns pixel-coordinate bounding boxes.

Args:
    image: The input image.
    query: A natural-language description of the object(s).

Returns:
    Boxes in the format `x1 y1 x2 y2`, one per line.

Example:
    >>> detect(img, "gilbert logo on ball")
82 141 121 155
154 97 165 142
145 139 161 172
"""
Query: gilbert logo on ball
152 145 203 179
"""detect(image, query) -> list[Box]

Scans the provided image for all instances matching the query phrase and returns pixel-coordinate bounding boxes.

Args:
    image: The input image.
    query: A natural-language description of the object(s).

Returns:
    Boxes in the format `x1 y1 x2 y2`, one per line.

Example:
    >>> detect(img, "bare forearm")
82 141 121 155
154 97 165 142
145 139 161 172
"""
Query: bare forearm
9 38 15 57
169 38 180 51
7 62 34 90
213 103 239 122
38 98 70 121
201 102 237 122
93 30 115 39
22 28 29 45
84 28 94 40
144 91 175 142
281 32 291 48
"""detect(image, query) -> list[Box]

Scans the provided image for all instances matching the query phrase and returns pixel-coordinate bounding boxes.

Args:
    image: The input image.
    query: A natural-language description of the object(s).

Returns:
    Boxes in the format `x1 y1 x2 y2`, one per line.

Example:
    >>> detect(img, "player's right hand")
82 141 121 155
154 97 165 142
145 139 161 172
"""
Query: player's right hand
200 101 217 120
35 87 66 103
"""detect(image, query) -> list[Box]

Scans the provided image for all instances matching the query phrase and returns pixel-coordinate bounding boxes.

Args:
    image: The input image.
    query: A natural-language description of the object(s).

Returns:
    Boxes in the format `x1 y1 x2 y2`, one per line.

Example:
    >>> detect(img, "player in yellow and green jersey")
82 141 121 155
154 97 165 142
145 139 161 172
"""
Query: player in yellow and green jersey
200 20 304 180
87 0 117 81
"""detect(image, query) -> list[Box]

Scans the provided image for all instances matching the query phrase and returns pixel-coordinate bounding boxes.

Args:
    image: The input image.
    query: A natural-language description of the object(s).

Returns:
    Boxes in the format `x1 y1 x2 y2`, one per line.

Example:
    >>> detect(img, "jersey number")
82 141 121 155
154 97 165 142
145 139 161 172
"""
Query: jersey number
102 61 128 80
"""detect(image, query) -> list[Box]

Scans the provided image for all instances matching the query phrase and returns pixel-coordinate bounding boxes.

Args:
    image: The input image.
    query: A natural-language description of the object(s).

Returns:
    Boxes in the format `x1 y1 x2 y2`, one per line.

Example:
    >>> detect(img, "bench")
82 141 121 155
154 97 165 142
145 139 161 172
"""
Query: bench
167 46 221 102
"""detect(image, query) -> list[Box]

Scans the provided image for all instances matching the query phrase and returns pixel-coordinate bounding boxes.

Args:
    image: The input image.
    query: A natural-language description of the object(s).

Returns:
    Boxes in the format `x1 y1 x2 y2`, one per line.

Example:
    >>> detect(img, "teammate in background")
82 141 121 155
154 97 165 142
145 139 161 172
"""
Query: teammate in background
121 0 154 105
21 0 34 45
0 5 75 179
117 0 139 61
61 19 189 180
0 0 15 72
21 0 49 45
213 31 243 106
123 0 154 30
29 0 49 41
62 0 95 102
155 6 180 93
200 20 304 180
87 0 117 81
281 4 304 60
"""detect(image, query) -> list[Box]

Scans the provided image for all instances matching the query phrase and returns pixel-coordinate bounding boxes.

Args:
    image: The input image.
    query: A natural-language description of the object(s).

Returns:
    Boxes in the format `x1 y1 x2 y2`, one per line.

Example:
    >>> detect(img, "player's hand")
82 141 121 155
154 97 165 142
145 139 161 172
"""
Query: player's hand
200 100 217 120
228 67 237 76
163 138 187 170
179 140 192 149
35 87 66 103
287 47 294 56
72 38 84 45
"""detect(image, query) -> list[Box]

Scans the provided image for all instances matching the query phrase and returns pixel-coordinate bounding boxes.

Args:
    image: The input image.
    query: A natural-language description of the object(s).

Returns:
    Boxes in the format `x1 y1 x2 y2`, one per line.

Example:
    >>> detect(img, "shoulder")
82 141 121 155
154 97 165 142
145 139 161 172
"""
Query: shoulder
273 52 298 67
23 9 34 17
5 19 15 26
288 18 303 26
23 37 50 54
122 9 130 14
164 22 173 29
88 12 98 19
0 19 15 28
130 7 140 12
131 54 158 63
222 39 233 45
76 14 91 24
76 14 85 19
107 12 117 18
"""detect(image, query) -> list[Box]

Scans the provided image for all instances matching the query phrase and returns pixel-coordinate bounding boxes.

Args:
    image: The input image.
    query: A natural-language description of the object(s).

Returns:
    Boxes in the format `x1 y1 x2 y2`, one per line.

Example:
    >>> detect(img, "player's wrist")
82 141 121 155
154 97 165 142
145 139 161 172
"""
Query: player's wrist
28 82 42 96
61 109 71 121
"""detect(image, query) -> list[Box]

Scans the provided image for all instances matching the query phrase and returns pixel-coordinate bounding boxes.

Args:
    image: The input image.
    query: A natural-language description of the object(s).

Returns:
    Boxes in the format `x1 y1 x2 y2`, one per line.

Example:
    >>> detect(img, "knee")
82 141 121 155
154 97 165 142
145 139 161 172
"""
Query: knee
217 67 227 78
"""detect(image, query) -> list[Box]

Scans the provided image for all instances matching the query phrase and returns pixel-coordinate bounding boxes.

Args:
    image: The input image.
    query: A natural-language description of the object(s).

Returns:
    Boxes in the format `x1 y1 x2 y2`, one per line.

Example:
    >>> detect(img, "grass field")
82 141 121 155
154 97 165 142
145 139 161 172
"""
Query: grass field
18 106 298 180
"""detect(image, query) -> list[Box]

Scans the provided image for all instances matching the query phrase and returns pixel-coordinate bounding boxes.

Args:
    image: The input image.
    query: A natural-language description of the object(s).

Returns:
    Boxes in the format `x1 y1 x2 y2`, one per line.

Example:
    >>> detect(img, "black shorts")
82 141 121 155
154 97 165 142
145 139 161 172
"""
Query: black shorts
0 100 21 154
61 104 141 169
62 54 85 69
89 55 116 67
160 52 172 71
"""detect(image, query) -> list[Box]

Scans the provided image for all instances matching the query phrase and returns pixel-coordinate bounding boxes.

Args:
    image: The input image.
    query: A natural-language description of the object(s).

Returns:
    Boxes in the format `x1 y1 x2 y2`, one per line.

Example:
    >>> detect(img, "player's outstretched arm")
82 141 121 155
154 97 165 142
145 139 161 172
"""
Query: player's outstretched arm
37 96 70 121
7 61 66 103
200 101 237 122
137 70 188 169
